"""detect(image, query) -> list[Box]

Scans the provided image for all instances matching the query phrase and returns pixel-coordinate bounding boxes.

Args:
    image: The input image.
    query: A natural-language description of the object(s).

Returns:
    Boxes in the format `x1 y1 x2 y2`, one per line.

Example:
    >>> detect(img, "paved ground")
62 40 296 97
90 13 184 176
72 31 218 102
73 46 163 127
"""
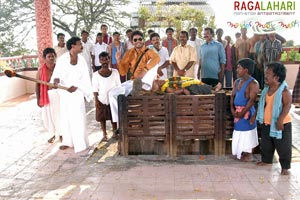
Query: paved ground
0 94 300 200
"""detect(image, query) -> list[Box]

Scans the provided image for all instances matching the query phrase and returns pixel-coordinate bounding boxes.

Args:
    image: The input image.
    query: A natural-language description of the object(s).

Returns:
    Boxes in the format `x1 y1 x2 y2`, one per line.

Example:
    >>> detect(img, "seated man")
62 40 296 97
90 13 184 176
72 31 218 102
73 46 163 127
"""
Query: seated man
152 77 222 95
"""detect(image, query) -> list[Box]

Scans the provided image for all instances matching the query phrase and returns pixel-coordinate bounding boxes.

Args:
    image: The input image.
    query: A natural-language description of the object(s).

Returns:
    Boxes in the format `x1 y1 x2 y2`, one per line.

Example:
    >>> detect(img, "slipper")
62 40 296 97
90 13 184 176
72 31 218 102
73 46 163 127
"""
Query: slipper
48 136 55 143
59 145 70 150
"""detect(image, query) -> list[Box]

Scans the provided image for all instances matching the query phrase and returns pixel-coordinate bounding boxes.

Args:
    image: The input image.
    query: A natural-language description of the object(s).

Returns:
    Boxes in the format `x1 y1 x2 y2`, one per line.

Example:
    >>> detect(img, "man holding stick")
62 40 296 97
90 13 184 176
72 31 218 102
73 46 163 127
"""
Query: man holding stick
51 37 93 153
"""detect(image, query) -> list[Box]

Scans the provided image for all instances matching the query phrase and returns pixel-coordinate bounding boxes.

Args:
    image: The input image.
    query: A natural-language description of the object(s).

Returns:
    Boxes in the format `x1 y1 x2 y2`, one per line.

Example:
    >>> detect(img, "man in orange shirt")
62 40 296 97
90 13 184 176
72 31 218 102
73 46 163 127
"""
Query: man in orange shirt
108 30 160 125
256 62 292 175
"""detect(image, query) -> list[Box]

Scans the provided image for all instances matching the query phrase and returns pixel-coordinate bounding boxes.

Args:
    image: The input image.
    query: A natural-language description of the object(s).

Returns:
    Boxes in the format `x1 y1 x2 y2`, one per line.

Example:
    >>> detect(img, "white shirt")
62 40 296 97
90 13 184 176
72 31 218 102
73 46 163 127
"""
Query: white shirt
187 38 204 62
126 39 134 50
92 69 121 105
92 42 108 66
52 52 93 101
54 45 68 58
81 40 93 66
149 46 170 80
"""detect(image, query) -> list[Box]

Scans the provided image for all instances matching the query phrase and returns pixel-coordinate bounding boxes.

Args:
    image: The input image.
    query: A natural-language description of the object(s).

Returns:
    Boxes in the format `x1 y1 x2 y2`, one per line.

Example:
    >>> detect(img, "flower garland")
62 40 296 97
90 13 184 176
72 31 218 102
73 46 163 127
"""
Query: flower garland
160 77 204 92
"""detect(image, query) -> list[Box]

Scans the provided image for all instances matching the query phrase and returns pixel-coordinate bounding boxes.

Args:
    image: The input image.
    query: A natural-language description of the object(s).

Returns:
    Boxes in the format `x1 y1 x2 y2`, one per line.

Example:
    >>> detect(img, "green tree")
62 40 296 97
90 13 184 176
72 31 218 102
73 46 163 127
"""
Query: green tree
282 40 294 47
138 1 215 38
0 0 131 55
51 0 131 36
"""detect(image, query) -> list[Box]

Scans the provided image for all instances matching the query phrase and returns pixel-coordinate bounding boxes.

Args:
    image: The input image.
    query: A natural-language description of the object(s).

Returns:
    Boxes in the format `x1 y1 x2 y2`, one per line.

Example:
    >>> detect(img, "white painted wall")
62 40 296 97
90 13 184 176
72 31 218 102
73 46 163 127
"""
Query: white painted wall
285 64 299 89
0 70 37 103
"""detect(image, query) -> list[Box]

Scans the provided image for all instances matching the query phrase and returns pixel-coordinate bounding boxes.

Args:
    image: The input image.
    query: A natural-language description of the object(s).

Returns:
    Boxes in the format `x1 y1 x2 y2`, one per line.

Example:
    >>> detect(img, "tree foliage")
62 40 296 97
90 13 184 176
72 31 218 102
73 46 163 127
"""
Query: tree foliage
138 1 215 38
0 0 131 56
51 0 131 36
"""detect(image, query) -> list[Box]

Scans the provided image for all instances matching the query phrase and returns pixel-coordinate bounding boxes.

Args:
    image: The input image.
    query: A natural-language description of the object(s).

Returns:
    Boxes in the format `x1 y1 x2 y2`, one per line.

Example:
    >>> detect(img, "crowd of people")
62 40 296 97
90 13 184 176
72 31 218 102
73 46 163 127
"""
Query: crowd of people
36 24 298 175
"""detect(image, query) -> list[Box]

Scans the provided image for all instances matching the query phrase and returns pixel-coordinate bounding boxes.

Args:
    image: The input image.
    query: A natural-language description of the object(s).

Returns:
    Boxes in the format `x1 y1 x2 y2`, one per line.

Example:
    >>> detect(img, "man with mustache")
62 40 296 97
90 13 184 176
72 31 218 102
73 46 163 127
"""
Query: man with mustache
170 31 197 78
148 32 170 80
51 37 93 153
199 27 226 88
108 30 160 128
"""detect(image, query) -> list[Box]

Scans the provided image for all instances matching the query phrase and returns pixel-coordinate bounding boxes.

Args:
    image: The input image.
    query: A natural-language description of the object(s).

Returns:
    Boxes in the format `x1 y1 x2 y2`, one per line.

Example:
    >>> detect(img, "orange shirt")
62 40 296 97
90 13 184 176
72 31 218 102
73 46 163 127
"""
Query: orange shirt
264 92 291 125
118 46 160 79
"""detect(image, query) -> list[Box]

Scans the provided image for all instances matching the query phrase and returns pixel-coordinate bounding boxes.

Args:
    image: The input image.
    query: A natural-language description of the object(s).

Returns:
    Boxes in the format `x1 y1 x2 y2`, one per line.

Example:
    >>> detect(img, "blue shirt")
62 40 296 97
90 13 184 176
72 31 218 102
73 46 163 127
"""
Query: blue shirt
234 77 257 131
200 40 226 80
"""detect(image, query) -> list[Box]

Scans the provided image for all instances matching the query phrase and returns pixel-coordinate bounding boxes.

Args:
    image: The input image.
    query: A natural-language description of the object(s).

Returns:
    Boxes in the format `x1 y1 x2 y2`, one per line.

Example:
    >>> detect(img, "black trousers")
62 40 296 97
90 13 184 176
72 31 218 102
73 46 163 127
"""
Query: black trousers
260 123 292 169
201 78 219 87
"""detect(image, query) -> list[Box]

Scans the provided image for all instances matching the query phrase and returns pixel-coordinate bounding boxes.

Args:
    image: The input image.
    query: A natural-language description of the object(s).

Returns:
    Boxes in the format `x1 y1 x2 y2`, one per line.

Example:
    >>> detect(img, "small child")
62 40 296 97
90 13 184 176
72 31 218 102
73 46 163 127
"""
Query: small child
92 52 121 141
256 62 292 175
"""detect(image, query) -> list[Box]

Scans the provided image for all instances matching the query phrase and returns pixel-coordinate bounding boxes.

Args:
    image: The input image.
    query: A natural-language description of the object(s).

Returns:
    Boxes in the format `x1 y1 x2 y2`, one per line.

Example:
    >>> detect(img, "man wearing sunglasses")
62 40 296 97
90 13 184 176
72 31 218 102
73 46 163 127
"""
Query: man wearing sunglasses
108 30 160 126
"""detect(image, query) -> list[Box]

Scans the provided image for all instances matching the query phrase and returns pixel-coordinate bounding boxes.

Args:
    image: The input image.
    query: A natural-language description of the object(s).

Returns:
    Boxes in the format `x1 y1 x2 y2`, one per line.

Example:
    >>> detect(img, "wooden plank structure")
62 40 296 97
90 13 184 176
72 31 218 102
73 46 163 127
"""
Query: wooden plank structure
118 92 230 157
118 94 171 156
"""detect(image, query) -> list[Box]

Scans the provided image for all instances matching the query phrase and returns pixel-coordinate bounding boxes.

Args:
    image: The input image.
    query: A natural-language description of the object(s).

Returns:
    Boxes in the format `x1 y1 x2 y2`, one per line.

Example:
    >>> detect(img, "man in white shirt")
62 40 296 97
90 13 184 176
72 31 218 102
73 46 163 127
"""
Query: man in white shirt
51 37 93 153
54 33 67 58
148 32 170 80
92 33 108 72
80 30 93 78
187 27 204 79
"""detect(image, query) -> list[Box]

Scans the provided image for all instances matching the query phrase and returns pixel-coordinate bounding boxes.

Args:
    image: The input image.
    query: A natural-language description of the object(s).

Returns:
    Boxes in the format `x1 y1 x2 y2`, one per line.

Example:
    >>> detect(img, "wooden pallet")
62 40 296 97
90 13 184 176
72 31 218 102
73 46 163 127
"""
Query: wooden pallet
118 92 228 157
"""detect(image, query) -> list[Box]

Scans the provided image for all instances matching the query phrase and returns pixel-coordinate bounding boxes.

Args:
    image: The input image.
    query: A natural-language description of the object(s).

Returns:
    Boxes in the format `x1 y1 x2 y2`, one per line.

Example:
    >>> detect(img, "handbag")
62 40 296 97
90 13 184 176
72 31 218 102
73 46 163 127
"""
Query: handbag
127 48 149 80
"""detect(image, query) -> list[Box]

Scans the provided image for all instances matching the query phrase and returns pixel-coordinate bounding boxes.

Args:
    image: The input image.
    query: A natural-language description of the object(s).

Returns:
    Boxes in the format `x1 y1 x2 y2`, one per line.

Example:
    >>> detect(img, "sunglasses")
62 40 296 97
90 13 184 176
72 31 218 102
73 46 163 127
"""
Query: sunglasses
133 37 143 42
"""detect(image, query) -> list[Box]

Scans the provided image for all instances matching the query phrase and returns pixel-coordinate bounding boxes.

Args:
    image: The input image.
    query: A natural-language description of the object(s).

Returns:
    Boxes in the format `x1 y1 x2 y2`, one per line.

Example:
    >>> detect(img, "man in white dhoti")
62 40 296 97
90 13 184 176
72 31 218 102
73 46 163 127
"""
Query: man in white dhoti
36 47 61 143
230 58 259 161
51 37 93 153
109 30 160 125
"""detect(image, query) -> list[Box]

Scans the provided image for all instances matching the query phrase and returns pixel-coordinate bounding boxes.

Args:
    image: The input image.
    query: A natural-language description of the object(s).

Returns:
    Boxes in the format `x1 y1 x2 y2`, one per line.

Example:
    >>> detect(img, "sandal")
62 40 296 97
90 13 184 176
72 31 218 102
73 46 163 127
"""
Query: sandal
48 136 55 143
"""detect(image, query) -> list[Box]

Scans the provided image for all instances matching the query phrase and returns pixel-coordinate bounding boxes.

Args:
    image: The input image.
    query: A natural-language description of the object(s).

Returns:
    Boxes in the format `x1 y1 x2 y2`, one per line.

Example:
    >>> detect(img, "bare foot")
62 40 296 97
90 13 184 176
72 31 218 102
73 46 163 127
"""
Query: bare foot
231 155 238 160
101 135 108 142
256 161 272 166
241 153 253 162
214 82 222 92
59 145 70 150
281 169 290 175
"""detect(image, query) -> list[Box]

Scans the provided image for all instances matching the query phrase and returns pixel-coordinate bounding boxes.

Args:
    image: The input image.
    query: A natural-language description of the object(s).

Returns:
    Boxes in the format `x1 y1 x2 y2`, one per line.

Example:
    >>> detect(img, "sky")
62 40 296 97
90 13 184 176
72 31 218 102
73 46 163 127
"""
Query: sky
25 0 300 51
208 0 300 44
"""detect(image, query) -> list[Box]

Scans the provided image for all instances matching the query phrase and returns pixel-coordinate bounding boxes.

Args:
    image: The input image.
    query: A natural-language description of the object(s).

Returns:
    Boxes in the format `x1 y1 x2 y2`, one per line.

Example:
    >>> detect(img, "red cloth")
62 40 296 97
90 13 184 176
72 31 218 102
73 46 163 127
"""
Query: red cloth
234 106 250 123
39 63 50 106
162 38 177 55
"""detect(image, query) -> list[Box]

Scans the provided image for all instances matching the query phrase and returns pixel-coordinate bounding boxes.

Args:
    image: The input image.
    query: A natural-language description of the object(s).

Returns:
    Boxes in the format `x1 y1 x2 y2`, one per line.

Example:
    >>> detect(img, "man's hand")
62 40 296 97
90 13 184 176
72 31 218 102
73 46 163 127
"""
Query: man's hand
115 50 121 62
249 115 256 125
67 86 77 93
276 119 284 130
177 69 185 76
157 67 164 77
136 70 147 79
53 78 60 89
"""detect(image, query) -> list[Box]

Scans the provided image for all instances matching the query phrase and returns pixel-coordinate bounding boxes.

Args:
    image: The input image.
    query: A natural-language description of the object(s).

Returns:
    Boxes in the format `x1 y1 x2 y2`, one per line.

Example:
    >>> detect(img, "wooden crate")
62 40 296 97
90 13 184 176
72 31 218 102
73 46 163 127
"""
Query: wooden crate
171 94 217 156
118 92 228 157
118 95 170 156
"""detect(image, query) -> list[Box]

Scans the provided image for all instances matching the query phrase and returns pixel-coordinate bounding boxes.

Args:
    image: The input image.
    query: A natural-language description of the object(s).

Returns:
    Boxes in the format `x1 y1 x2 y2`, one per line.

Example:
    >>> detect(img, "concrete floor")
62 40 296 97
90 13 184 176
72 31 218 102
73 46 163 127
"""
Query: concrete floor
0 94 299 200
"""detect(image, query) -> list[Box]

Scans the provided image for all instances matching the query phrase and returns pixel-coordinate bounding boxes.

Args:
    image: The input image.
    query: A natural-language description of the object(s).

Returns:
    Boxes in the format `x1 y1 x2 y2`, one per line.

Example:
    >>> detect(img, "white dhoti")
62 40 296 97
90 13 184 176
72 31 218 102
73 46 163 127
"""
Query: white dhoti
232 128 259 159
109 65 159 123
59 91 89 153
41 89 61 140
194 63 200 79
